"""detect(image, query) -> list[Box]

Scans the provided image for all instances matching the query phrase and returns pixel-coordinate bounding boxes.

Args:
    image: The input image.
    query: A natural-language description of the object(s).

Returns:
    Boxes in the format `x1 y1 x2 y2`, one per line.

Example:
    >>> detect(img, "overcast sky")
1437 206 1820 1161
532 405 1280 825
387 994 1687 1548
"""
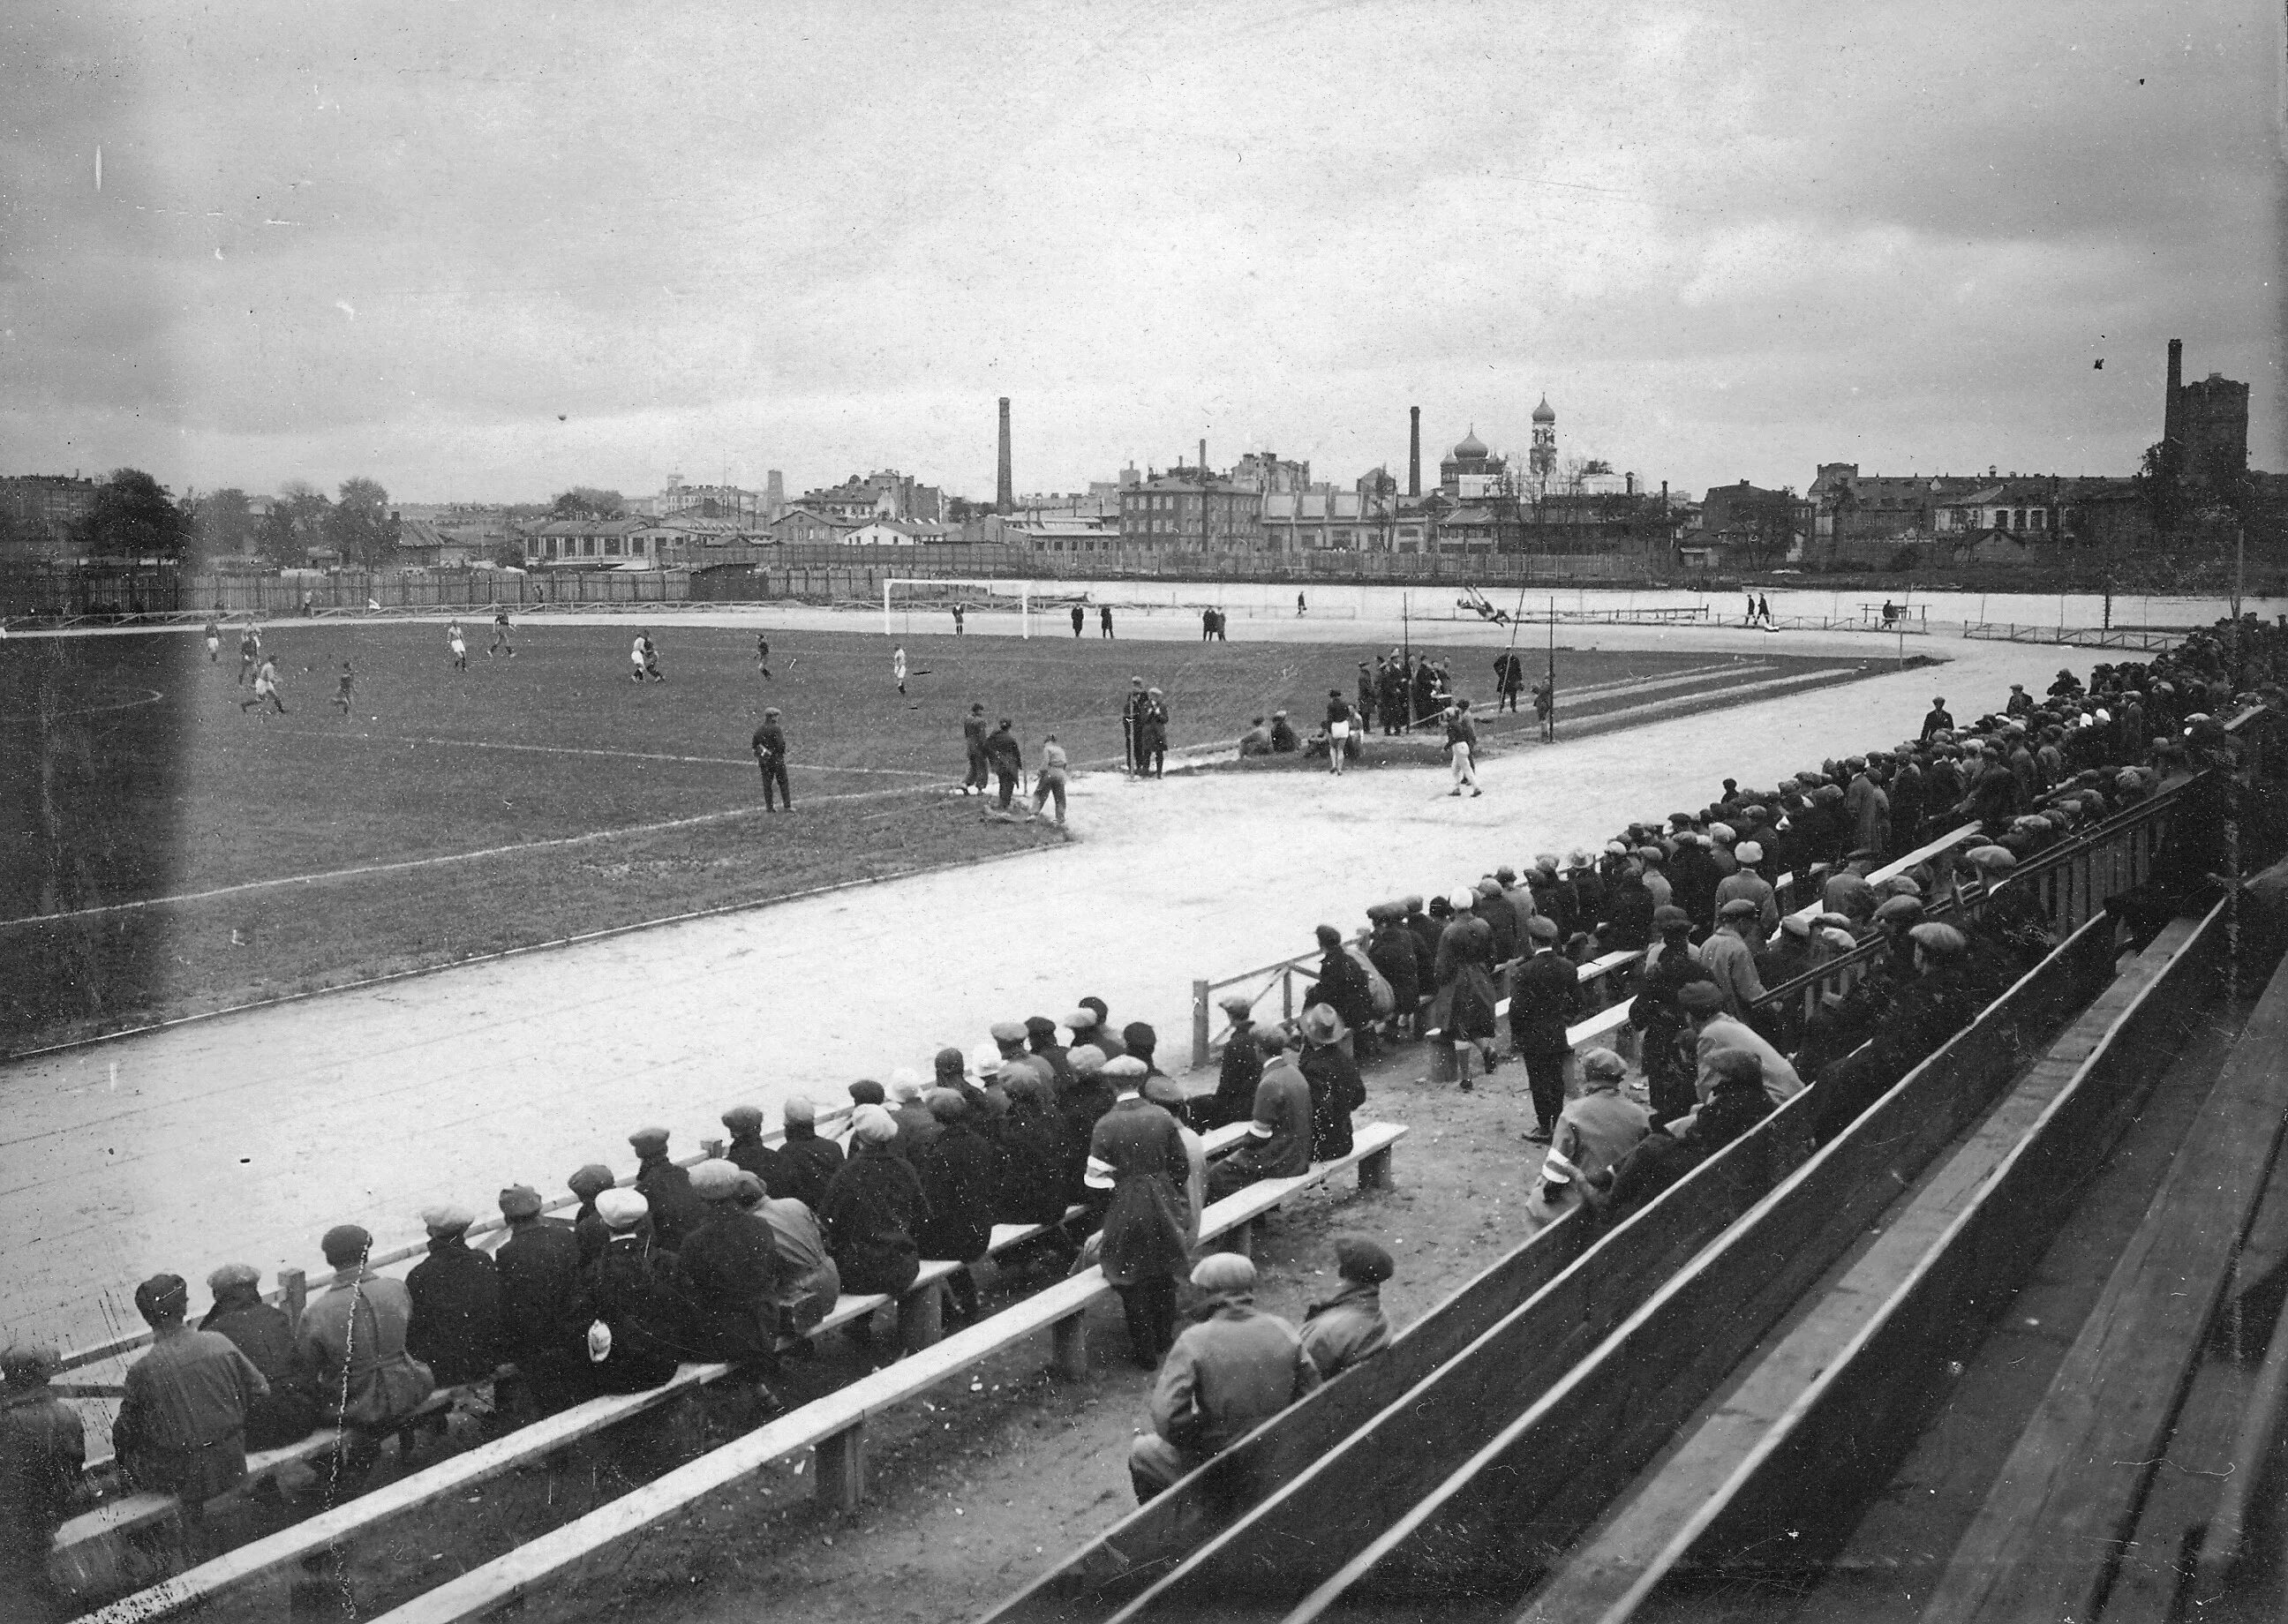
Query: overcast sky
2 0 2280 505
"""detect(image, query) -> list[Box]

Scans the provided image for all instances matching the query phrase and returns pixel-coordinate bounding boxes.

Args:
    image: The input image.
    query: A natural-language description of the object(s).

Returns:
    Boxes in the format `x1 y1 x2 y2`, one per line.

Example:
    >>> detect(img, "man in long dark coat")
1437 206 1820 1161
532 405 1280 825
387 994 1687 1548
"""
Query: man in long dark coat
1084 1060 1194 1367
1429 888 1501 1087
493 1184 591 1416
1508 917 1582 1142
915 1092 1005 1327
772 1098 844 1210
1366 906 1421 1039
199 1263 322 1447
1307 923 1378 1034
817 1105 930 1310
629 1126 708 1252
405 1205 502 1387
674 1162 784 1403
584 1191 688 1392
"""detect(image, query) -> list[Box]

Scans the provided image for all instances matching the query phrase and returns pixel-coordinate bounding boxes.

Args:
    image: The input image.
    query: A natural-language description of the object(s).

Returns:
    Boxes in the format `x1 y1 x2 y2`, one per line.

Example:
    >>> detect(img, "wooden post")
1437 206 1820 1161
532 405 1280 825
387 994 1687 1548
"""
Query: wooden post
815 1424 865 1513
280 1267 307 1326
1051 1311 1089 1380
1193 980 1212 1071
900 1282 945 1351
1359 1143 1395 1192
1229 1222 1255 1259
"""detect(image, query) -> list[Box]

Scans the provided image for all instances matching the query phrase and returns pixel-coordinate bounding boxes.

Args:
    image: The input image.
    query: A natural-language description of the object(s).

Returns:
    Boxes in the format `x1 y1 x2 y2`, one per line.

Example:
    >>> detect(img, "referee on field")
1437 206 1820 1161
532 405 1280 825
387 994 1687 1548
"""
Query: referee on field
752 707 792 811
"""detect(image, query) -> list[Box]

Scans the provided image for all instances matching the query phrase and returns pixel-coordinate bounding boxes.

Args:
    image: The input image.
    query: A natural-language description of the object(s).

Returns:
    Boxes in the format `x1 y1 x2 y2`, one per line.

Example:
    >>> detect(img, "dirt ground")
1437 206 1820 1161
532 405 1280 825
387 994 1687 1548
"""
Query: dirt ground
186 1035 1553 1624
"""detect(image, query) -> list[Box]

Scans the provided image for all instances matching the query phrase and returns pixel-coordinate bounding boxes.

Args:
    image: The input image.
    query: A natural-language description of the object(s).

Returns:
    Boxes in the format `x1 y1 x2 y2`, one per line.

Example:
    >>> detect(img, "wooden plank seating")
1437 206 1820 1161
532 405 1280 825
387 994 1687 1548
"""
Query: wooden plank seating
359 1123 1406 1624
1100 910 2129 1621
56 1119 1331 1619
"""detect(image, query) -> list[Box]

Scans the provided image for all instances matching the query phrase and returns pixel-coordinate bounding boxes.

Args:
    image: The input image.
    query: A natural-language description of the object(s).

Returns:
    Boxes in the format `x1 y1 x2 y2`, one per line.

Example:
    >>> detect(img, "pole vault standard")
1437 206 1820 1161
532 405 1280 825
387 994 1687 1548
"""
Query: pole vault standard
882 576 1031 638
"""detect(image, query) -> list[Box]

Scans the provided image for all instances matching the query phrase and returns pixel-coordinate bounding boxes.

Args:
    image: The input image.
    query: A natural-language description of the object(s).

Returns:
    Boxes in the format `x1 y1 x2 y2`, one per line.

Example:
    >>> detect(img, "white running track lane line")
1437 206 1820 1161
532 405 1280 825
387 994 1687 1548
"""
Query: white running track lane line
316 733 942 776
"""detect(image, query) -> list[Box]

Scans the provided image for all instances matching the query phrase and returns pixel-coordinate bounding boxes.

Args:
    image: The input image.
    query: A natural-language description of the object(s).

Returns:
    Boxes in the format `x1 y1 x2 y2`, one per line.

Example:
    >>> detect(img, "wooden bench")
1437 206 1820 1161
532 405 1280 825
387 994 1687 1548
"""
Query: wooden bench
360 1122 1406 1624
61 1119 1264 1614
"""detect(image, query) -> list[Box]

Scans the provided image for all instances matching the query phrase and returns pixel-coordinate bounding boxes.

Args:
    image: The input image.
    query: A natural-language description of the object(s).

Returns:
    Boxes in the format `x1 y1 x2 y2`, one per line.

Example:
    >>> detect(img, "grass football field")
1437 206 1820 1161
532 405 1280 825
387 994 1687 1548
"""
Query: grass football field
0 617 1859 1049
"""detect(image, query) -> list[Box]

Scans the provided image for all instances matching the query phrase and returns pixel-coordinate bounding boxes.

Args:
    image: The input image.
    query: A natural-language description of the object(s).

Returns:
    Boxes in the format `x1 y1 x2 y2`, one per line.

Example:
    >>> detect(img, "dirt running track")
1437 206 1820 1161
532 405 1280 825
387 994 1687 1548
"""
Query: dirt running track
1 610 2071 1367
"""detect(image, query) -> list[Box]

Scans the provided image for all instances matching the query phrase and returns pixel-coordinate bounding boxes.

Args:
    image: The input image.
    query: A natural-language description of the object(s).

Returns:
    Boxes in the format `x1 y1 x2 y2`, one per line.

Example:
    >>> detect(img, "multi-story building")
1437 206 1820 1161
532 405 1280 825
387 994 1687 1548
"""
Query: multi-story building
799 470 947 526
768 508 860 548
1 473 98 553
523 517 655 567
657 481 767 523
1227 452 1313 499
1261 488 1388 552
1807 465 1990 541
1117 467 1264 552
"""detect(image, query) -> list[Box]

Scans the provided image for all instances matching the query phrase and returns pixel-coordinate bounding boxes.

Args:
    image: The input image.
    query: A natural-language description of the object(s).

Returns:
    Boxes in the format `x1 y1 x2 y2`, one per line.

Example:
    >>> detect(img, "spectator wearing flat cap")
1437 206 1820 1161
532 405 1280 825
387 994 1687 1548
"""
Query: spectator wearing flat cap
1194 994 1264 1132
1552 1048 1651 1188
629 1127 708 1252
817 1105 931 1322
584 1191 689 1393
772 1098 845 1213
1300 1237 1395 1381
742 1173 839 1339
1754 914 1821 1052
1597 1049 1775 1223
1814 922 1984 1140
990 1076 1075 1229
1630 906 1718 1124
1297 1004 1366 1162
199 1263 323 1448
298 1225 434 1486
1026 1016 1076 1091
916 1091 1005 1327
1509 915 1582 1143
1206 1028 1315 1203
1796 894 1923 1079
1127 1254 1321 1503
114 1274 268 1516
1698 900 1769 1021
568 1163 618 1267
406 1204 503 1387
1676 982 1803 1112
494 1185 592 1417
1599 860 1657 952
1059 1046 1119 1191
0 1343 84 1598
720 1105 786 1198
1085 1058 1195 1367
993 1021 1053 1097
673 1162 785 1397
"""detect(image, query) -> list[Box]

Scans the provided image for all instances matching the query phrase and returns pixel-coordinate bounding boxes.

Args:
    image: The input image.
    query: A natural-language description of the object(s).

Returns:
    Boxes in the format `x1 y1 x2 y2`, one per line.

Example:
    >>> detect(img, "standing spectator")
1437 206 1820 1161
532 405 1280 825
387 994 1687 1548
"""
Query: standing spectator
1033 733 1071 826
0 1345 84 1608
1206 1029 1314 1200
1099 603 1115 638
720 1104 786 1199
1444 702 1483 797
985 718 1025 810
752 707 793 812
817 1106 930 1320
1120 678 1148 773
1509 916 1581 1143
119 1283 269 1517
584 1191 689 1393
1429 887 1501 1088
1712 840 1779 936
298 1226 435 1490
1296 1004 1366 1161
493 1184 591 1417
1366 904 1422 1041
961 703 991 795
1299 1237 1395 1380
406 1204 502 1387
1084 1056 1194 1367
1699 899 1771 1019
914 1092 1005 1327
1139 688 1170 778
1126 1255 1321 1503
1324 689 1353 775
1071 602 1086 638
772 1097 844 1210
1630 908 1718 1123
630 1126 708 1252
199 1265 321 1448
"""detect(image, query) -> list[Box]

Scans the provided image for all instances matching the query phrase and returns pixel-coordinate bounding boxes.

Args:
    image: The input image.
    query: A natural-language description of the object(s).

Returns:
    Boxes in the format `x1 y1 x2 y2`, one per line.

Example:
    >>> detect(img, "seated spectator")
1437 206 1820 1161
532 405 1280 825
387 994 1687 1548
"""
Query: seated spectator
847 1078 887 1109
1677 981 1803 1113
915 1090 1005 1327
0 1344 84 1605
405 1204 502 1387
1085 1057 1195 1368
1296 1004 1366 1161
1059 1044 1119 1198
116 1274 267 1522
1813 922 1987 1140
1596 1049 1776 1222
199 1263 323 1447
719 1104 786 1196
1078 996 1127 1058
674 1162 784 1406
817 1105 930 1323
1026 1014 1076 1091
1127 1254 1321 1503
1238 716 1274 756
493 1184 592 1417
584 1190 689 1393
740 1171 840 1339
990 1023 1049 1099
1299 1237 1395 1380
761 1097 841 1212
1523 1146 1586 1235
298 1226 435 1487
1268 710 1300 752
989 1073 1075 1228
887 1071 944 1162
1144 1073 1210 1249
629 1126 708 1252
1552 1048 1651 1187
1366 905 1423 1041
1193 995 1265 1132
1205 1028 1314 1202
1124 1021 1168 1079
568 1162 617 1267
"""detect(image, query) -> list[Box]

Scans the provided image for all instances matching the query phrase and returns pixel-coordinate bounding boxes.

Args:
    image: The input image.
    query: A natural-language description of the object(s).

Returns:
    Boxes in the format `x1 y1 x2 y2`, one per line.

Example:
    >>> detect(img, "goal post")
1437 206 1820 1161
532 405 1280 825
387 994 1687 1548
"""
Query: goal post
883 576 1031 639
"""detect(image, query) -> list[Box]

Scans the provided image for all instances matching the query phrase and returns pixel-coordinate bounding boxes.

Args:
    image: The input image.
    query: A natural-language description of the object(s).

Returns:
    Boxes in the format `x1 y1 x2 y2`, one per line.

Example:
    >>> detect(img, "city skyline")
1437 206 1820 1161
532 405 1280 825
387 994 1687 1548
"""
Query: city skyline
2 1 2279 505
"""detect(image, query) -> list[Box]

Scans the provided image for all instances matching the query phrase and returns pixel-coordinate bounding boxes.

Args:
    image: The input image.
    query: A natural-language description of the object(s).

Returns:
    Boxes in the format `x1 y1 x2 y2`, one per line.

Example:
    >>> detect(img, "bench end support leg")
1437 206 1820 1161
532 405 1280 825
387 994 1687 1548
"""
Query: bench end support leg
1051 1310 1088 1380
817 1424 865 1514
1360 1146 1395 1192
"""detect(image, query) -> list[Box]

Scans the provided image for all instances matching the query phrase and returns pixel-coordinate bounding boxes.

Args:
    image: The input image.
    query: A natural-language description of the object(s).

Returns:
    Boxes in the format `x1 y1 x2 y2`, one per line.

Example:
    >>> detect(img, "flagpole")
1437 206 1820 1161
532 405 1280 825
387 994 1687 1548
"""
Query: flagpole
1547 597 1556 741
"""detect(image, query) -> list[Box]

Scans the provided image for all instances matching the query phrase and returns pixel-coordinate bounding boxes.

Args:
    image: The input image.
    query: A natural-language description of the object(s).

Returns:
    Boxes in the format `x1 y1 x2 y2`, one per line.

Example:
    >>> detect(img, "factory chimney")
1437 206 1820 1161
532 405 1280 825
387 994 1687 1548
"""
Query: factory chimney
996 398 1013 515
2164 339 2183 446
1199 438 1208 477
1408 407 1421 497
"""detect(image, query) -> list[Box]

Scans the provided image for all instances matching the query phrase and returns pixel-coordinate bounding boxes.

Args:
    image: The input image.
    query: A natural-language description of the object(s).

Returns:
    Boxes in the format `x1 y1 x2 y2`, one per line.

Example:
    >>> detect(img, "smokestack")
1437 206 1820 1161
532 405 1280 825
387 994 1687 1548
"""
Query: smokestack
1625 471 1635 496
1408 407 1421 497
2164 339 2183 446
996 398 1013 515
1199 438 1208 477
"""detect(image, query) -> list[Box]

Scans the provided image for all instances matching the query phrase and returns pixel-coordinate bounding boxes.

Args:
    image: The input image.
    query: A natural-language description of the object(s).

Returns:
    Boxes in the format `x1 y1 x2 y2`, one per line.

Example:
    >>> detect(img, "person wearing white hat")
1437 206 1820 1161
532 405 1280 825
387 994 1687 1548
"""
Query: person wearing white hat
1126 1252 1322 1503
584 1189 689 1393
406 1202 502 1387
1712 840 1779 936
886 1068 944 1162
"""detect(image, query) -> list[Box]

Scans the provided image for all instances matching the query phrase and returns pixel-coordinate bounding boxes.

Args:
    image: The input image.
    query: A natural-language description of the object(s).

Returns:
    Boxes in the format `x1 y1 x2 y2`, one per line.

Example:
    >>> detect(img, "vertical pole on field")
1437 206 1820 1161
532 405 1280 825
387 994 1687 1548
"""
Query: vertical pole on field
883 577 892 636
1021 583 1030 639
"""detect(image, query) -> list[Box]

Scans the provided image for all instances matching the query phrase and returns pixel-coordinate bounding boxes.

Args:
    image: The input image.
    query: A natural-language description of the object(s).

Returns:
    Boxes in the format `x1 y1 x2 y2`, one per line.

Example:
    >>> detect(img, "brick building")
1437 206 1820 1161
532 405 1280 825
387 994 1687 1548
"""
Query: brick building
1118 468 1263 551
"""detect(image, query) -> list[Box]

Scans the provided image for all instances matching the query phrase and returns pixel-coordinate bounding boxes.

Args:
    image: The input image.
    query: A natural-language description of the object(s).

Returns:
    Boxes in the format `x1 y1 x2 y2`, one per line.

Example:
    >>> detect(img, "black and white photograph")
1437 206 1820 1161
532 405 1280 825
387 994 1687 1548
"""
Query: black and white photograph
3 3 2284 1620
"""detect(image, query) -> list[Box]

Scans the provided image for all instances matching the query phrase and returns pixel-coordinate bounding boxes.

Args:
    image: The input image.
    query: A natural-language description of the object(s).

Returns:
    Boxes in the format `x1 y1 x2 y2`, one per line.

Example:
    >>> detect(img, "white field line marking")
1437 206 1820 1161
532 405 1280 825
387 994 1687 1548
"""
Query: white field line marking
1 780 945 927
334 732 939 778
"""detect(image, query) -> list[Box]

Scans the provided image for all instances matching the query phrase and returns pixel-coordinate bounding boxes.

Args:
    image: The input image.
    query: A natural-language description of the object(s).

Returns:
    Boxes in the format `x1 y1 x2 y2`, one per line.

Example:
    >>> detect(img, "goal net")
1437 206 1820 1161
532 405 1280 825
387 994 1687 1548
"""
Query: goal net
883 577 1032 639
